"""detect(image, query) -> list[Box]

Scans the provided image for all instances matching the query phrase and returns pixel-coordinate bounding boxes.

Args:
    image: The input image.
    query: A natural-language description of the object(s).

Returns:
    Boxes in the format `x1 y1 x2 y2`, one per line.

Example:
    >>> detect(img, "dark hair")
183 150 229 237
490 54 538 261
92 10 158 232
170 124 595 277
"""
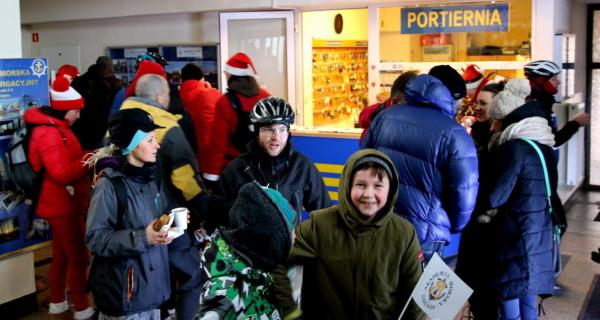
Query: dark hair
391 71 418 99
352 161 389 182
181 63 204 81
481 81 506 95
40 105 68 120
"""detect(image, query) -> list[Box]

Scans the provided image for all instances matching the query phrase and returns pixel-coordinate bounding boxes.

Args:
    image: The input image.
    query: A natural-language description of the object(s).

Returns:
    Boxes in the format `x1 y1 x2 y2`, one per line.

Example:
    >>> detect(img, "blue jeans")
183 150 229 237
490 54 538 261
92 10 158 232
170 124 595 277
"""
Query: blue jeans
421 240 445 264
500 295 537 320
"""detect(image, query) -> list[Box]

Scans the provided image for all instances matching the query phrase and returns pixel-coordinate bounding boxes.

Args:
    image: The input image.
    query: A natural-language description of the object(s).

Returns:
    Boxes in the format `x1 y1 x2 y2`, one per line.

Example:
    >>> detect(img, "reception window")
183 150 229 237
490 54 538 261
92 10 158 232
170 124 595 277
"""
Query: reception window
379 1 531 63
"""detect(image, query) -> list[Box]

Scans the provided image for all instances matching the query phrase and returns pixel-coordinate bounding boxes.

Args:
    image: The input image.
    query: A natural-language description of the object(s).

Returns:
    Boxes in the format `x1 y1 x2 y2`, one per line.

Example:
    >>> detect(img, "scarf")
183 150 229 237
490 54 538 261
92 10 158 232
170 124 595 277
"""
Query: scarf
488 117 555 151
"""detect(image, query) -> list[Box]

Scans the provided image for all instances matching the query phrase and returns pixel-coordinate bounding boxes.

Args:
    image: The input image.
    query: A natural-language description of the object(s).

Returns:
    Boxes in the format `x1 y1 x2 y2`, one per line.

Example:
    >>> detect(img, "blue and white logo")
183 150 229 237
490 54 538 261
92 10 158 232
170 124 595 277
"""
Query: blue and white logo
30 58 48 78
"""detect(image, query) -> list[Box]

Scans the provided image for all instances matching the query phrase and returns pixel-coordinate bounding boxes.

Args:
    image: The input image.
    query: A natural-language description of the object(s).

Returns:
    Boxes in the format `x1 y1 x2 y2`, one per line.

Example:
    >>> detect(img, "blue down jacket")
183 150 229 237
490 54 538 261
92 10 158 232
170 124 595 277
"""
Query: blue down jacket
361 74 478 244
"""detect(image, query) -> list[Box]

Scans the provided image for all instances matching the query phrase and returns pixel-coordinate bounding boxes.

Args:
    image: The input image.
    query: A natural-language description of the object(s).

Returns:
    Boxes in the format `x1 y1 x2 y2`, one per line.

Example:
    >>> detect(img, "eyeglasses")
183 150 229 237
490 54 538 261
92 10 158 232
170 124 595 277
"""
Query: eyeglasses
259 126 288 136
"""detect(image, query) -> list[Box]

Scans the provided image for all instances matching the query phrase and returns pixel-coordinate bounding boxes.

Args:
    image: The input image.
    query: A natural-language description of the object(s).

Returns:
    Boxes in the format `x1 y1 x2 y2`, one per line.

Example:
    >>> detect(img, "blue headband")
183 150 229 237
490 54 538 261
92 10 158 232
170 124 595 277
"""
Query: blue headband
122 130 150 155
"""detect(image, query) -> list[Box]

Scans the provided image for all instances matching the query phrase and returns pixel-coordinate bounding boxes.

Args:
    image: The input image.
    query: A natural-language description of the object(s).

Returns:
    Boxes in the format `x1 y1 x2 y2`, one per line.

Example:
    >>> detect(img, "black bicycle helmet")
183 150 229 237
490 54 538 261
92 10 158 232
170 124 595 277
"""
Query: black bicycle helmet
136 52 168 68
524 60 561 78
249 97 295 132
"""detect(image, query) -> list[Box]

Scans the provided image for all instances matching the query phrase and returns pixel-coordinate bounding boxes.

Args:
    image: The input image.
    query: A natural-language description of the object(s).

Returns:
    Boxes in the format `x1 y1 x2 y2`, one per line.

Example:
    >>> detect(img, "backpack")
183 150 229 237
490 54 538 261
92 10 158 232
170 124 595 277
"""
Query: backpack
5 123 65 201
226 90 252 154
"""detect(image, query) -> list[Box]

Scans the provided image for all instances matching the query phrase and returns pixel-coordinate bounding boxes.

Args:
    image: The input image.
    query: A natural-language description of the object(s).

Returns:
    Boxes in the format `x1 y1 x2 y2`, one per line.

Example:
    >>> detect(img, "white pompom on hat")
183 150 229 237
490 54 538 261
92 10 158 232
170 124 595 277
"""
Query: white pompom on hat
50 77 84 110
224 52 257 77
489 78 531 120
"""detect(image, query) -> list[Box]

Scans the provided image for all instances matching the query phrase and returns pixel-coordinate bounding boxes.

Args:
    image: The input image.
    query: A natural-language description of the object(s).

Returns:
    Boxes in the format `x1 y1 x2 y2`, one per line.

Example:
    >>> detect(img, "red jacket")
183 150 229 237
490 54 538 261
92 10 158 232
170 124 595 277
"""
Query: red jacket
24 108 90 218
179 80 222 172
359 99 393 141
203 88 270 180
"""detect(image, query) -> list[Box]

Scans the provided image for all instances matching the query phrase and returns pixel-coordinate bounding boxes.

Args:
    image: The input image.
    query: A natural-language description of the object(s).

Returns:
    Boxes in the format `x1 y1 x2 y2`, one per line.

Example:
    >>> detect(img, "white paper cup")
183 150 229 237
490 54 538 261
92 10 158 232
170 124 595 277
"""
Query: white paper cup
171 207 188 230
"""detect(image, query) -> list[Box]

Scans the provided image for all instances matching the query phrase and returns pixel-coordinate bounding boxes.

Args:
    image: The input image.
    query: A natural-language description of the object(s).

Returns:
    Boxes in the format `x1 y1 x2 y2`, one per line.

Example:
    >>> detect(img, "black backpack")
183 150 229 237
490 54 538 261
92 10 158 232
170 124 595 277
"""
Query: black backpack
226 90 252 154
5 123 65 201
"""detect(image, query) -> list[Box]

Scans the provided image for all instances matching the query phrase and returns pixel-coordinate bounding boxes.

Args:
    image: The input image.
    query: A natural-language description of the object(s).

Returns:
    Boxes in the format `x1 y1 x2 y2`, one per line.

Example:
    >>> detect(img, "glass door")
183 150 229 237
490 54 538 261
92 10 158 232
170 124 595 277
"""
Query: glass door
219 11 295 107
587 5 600 187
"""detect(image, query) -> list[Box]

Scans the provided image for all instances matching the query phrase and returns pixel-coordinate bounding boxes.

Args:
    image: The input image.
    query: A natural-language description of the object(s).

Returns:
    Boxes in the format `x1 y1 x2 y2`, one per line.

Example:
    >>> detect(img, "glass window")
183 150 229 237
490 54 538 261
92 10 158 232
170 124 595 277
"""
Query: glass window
379 1 531 63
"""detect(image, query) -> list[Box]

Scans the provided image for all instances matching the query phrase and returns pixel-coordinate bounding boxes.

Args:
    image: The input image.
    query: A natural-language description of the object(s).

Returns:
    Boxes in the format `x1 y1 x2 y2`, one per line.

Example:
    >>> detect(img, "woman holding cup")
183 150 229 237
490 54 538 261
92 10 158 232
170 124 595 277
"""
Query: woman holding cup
85 108 172 319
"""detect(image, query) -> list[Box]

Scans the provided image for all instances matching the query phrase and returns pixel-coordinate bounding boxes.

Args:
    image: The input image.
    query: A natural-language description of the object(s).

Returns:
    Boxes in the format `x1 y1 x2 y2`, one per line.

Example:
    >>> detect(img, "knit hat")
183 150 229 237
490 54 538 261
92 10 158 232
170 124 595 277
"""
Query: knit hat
428 65 467 100
107 108 164 154
352 155 393 181
462 64 485 91
50 77 84 110
262 187 297 231
56 64 79 81
125 60 167 98
489 78 531 120
222 181 297 271
224 52 257 77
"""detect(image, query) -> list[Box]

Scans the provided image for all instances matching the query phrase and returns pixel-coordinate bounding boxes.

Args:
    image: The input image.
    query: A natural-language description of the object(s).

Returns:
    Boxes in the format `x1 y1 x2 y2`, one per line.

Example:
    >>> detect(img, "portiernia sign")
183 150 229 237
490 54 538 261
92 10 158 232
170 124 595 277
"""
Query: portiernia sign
401 3 509 34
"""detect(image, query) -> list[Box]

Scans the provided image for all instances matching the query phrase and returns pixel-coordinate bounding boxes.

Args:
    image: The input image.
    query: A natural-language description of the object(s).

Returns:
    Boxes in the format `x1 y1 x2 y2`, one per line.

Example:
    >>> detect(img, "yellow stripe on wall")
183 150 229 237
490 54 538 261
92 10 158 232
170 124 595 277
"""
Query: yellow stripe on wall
322 177 340 188
315 163 344 174
328 191 339 201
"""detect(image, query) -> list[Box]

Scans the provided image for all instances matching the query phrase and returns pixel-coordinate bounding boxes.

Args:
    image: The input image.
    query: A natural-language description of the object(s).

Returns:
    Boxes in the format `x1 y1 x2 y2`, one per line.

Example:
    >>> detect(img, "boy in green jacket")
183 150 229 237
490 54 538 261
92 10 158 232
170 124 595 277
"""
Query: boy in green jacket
278 149 425 320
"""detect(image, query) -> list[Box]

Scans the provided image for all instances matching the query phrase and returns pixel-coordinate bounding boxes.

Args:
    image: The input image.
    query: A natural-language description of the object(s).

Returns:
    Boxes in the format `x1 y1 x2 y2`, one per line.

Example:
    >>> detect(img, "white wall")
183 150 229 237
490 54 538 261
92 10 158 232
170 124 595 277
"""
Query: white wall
20 0 272 24
0 0 22 58
24 12 219 71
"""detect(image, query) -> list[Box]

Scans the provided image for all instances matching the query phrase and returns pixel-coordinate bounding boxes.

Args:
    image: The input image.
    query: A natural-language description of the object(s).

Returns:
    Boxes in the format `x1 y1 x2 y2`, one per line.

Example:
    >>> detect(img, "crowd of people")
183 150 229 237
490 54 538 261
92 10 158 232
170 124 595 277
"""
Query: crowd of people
25 51 591 320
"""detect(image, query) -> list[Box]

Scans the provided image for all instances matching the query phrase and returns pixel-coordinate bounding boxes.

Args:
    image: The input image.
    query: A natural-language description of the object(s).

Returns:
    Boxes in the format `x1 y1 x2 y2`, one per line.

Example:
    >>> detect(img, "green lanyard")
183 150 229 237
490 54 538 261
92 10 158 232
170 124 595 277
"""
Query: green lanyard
521 138 560 242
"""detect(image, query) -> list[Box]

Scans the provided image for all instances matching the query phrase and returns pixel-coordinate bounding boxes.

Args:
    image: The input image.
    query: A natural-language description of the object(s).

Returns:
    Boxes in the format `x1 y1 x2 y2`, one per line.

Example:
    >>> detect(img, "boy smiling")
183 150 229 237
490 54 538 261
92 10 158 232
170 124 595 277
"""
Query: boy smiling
278 149 425 319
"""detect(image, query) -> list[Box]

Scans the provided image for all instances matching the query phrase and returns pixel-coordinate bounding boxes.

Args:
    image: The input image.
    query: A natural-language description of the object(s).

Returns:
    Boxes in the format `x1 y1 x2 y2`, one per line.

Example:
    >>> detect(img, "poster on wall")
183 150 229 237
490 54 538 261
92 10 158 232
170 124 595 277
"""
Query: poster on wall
0 58 52 258
107 45 220 90
108 47 160 86
160 45 219 89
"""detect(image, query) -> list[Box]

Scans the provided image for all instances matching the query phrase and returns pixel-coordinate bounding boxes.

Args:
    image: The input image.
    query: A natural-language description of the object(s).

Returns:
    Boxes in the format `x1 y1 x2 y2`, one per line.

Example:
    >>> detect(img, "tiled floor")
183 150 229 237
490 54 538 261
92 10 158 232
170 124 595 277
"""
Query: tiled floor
14 190 600 319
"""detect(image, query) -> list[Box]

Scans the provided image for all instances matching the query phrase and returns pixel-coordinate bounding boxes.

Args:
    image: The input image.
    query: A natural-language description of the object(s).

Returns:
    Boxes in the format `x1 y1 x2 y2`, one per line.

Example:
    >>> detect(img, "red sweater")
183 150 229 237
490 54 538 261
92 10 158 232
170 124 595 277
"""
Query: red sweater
179 80 223 172
203 88 270 179
24 108 89 218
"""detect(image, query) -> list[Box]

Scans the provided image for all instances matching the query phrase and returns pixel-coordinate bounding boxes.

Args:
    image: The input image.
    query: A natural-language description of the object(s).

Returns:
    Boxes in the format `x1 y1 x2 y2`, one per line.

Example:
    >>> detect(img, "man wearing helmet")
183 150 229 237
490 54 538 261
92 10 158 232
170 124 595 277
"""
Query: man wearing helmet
524 59 589 146
217 97 330 219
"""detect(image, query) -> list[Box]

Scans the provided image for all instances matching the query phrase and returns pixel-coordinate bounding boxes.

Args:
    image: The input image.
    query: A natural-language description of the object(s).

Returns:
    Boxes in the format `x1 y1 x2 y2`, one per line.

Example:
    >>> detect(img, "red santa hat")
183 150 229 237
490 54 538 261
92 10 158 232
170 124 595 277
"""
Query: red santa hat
56 64 79 81
50 77 84 110
462 64 485 91
224 52 257 77
125 60 167 98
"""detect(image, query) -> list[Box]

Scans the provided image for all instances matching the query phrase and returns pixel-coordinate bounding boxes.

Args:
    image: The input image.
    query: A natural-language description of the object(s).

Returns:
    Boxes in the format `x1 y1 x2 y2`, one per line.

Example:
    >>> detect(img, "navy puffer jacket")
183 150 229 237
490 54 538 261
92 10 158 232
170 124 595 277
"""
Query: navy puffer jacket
486 139 556 299
361 75 478 244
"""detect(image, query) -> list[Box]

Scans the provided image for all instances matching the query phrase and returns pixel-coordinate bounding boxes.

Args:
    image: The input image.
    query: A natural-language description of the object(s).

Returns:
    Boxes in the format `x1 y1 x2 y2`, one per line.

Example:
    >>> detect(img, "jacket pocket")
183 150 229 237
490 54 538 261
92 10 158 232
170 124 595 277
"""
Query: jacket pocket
89 257 135 316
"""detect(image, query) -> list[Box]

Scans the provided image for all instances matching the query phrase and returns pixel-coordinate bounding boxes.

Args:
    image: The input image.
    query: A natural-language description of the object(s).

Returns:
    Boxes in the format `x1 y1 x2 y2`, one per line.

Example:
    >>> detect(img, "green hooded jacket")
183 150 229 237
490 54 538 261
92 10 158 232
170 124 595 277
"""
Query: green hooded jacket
286 149 424 319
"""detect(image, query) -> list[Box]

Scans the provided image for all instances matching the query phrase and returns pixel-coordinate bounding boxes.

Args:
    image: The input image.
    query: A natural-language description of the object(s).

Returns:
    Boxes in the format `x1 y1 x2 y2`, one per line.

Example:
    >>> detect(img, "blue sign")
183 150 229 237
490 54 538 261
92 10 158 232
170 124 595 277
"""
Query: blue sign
0 58 50 118
401 3 509 34
0 58 51 257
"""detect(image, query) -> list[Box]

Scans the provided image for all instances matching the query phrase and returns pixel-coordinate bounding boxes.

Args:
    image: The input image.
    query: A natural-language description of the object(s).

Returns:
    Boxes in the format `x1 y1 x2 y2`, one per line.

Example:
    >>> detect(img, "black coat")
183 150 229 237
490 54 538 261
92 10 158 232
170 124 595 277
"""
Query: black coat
217 141 331 225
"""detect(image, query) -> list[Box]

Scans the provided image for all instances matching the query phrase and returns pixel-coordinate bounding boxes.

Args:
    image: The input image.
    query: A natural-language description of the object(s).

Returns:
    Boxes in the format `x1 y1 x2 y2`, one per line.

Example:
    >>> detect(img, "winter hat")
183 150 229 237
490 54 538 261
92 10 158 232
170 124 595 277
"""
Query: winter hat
262 187 297 231
489 78 531 120
125 60 167 98
222 181 296 271
56 64 79 81
352 155 393 181
224 52 257 77
462 64 485 91
428 65 467 100
50 77 84 110
181 63 204 81
107 108 164 155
